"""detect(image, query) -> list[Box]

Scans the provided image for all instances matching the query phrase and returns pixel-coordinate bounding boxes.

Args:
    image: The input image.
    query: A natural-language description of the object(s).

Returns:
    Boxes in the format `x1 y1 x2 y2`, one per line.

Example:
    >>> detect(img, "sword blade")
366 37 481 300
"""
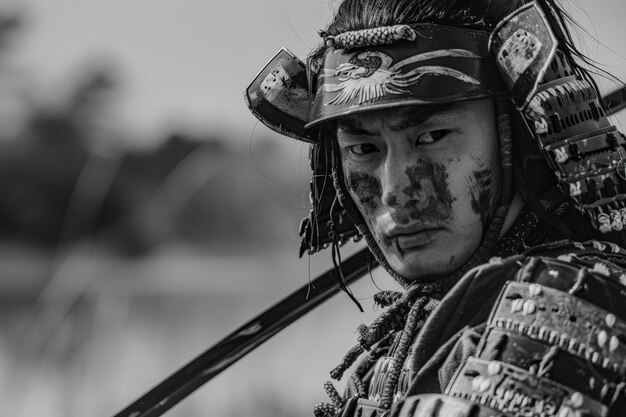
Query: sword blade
112 247 373 417
604 85 626 116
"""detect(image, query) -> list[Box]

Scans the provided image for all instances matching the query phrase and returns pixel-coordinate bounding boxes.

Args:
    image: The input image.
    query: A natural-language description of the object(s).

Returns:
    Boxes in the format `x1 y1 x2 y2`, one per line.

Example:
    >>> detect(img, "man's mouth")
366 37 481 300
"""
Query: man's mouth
392 228 443 253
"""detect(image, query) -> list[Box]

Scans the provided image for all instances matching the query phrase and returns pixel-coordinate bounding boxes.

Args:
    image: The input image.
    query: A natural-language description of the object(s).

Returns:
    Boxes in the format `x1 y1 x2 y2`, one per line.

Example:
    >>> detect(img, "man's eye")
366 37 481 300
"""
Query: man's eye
347 143 380 155
416 129 450 145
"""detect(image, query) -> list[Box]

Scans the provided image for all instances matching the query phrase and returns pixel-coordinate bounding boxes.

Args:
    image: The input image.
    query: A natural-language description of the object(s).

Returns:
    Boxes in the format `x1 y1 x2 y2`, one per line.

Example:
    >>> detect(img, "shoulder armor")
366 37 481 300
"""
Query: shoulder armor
401 246 626 416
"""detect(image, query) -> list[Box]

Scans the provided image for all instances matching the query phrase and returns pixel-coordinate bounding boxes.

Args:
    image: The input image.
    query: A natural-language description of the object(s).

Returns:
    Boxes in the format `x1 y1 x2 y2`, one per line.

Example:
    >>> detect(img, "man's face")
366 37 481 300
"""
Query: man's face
337 99 501 280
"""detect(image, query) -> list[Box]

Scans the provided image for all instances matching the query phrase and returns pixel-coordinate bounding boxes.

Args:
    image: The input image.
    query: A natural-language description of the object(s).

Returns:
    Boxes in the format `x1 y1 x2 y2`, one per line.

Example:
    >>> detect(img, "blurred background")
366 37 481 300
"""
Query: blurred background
0 1 624 416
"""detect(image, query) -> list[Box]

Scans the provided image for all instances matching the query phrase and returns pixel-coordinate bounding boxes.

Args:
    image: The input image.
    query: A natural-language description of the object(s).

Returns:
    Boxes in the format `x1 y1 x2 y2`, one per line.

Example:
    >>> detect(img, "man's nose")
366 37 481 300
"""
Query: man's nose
380 158 410 209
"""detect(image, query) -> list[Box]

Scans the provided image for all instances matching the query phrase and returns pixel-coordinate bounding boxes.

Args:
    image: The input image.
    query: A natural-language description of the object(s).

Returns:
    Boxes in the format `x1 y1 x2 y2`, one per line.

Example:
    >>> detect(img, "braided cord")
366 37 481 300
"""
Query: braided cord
330 344 366 380
329 286 425 381
374 290 403 308
322 25 418 50
360 286 424 347
313 402 337 417
320 289 438 417
354 332 395 378
324 381 344 408
379 297 438 409
351 374 367 398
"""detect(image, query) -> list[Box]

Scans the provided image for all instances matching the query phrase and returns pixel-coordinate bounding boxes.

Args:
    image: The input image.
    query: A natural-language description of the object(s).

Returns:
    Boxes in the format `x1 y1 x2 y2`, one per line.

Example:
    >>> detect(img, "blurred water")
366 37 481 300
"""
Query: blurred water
0 243 399 417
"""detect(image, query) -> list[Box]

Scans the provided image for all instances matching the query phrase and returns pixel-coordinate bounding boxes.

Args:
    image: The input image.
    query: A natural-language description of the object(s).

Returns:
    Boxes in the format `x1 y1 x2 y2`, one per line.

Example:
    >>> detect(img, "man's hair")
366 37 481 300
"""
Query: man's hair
309 0 613 241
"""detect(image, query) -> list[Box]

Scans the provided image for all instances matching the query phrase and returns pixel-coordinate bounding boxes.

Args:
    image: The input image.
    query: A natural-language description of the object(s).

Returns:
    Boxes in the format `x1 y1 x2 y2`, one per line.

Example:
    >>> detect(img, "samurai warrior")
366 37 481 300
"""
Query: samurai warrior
245 0 626 416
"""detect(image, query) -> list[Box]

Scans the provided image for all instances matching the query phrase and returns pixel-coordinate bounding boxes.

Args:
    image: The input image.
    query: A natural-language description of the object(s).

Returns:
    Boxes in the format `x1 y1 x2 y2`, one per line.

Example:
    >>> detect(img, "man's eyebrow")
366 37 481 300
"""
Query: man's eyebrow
337 104 455 136
388 105 454 132
337 118 377 136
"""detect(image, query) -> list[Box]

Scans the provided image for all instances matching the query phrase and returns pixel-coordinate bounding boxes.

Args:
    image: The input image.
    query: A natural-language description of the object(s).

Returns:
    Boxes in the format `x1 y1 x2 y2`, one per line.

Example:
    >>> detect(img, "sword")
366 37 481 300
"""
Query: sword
604 84 626 116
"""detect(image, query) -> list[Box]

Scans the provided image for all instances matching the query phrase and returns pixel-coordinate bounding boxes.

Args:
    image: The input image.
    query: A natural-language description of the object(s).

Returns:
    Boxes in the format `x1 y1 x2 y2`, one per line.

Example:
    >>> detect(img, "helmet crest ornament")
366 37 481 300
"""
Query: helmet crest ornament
319 49 481 106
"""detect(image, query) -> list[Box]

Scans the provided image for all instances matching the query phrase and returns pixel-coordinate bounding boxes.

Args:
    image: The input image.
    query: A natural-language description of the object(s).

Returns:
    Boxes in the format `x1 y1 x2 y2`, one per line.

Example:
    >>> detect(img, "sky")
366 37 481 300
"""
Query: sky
0 0 625 145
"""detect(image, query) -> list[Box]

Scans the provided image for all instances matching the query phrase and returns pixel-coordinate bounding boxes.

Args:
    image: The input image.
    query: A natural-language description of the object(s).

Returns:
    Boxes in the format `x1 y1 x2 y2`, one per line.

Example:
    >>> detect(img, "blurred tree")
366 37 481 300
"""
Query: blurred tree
0 12 21 56
0 10 307 255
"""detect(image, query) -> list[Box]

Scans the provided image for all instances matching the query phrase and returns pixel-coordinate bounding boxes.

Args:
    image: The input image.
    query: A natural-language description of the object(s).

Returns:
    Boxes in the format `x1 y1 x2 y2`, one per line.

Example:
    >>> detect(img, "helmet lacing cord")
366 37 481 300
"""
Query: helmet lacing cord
329 194 364 312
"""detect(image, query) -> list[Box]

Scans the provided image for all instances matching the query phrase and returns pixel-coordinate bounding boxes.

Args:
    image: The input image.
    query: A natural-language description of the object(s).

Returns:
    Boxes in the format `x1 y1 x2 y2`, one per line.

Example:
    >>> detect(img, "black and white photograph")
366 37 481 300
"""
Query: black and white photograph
2 1 626 416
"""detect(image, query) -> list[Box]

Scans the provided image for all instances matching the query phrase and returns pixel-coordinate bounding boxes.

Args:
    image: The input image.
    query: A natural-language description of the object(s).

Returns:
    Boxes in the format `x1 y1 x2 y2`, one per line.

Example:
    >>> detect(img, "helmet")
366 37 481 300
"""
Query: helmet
244 0 626 288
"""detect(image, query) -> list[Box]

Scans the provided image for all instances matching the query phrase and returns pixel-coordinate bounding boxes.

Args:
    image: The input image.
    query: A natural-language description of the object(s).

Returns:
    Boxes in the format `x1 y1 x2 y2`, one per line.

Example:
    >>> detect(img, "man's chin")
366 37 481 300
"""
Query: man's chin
385 244 470 281
393 264 457 282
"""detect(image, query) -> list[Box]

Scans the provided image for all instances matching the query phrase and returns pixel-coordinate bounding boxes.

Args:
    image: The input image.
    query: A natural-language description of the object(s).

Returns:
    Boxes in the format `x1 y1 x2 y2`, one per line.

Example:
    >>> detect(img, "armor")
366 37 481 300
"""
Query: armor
394 242 626 417
242 1 626 416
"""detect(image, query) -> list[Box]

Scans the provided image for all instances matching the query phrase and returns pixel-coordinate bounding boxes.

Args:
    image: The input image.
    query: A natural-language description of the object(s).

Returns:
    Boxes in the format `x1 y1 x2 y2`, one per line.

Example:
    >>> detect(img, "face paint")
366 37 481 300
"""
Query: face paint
403 159 455 222
469 168 493 226
347 171 381 214
386 195 398 207
337 100 502 280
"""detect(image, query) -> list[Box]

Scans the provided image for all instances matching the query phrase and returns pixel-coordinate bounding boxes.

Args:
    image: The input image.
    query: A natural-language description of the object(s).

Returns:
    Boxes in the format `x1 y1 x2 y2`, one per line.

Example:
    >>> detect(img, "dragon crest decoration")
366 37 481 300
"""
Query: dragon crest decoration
320 49 482 106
